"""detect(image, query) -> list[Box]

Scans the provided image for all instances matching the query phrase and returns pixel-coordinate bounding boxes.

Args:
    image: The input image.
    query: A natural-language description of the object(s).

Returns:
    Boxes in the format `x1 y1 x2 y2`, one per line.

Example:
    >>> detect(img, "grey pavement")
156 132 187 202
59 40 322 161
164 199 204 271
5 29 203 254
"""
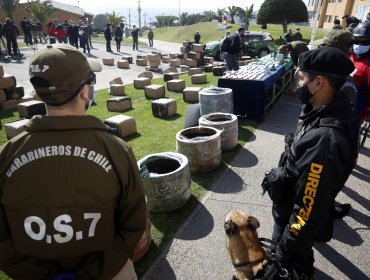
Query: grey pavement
0 38 182 96
141 95 370 280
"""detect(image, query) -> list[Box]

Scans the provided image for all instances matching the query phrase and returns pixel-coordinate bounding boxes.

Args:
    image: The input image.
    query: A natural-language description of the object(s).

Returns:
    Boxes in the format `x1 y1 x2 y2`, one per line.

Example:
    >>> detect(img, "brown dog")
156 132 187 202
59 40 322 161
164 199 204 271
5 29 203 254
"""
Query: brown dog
224 210 269 280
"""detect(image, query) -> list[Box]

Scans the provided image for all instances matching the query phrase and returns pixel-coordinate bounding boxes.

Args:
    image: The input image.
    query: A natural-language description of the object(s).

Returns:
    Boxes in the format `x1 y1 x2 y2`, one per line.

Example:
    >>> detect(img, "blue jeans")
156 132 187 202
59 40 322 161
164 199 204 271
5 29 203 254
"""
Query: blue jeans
81 38 90 54
224 52 239 71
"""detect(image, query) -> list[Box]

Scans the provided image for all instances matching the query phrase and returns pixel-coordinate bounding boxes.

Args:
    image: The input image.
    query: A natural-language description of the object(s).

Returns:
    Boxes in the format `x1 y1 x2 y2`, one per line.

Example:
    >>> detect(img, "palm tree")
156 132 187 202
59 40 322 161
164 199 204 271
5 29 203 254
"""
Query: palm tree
105 11 126 29
0 0 20 19
245 4 254 24
216 8 225 22
26 0 55 27
203 10 216 22
228 6 239 24
179 12 189 26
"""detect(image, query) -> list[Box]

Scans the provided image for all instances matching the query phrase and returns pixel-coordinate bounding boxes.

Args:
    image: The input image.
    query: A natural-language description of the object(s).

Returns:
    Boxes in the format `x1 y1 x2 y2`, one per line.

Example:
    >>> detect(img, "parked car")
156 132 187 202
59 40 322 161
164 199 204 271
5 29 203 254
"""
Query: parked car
205 31 276 60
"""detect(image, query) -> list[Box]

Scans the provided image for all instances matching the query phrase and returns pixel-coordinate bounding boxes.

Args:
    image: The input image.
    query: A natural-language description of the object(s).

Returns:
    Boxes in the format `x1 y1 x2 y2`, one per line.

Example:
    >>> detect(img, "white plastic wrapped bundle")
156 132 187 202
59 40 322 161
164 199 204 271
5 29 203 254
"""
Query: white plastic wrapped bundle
199 86 233 116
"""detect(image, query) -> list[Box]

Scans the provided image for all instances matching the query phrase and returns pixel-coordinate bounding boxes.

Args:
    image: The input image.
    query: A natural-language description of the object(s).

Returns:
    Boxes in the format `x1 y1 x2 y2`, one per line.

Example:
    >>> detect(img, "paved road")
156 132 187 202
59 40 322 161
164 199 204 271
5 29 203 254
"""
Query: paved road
0 39 182 97
141 95 370 280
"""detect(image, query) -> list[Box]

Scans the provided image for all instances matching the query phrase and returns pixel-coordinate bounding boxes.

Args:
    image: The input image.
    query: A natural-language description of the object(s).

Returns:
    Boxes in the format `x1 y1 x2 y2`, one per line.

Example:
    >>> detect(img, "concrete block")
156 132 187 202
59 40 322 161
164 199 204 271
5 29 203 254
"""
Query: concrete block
181 58 187 65
181 65 190 73
122 55 133 63
183 41 193 47
136 59 148 66
0 74 16 89
117 60 130 69
144 85 166 99
164 67 178 74
134 78 151 89
204 57 215 64
188 52 201 60
188 68 203 76
213 66 227 76
182 53 188 59
192 44 204 53
183 87 202 103
0 65 3 78
180 46 186 53
110 84 125 96
177 53 184 59
17 100 47 118
170 59 181 67
5 119 30 139
0 99 18 110
103 57 115 66
0 90 6 103
147 54 161 62
152 98 177 118
107 96 132 112
162 57 171 63
163 73 180 82
137 54 147 59
104 115 137 138
186 59 197 67
138 71 154 79
191 74 208 84
109 77 123 85
169 53 178 59
204 65 214 73
167 79 186 92
149 61 161 68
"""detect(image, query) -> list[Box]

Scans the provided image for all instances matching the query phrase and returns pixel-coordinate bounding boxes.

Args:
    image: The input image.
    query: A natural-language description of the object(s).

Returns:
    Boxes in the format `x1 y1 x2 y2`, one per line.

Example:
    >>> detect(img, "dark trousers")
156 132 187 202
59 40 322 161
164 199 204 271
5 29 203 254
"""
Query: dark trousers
24 31 33 45
6 37 18 55
224 53 239 71
81 38 90 54
69 37 78 49
116 40 121 52
148 38 153 47
89 35 93 48
133 37 138 50
106 39 112 51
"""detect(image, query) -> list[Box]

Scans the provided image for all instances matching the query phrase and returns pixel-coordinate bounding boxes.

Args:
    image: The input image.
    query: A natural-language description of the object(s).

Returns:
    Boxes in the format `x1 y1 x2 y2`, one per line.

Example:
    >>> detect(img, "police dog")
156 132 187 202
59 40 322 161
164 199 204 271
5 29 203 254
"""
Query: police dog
224 211 269 280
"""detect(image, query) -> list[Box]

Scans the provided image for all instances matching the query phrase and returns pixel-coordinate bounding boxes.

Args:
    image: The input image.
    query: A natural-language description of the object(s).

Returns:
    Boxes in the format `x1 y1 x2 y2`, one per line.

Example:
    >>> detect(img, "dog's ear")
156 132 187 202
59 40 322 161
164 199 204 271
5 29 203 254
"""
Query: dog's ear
224 219 238 235
246 216 260 229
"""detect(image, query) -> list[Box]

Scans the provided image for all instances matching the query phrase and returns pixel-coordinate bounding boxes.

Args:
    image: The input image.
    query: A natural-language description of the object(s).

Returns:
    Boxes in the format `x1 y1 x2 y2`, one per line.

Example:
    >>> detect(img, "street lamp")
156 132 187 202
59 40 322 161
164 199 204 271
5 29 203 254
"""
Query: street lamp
179 0 181 33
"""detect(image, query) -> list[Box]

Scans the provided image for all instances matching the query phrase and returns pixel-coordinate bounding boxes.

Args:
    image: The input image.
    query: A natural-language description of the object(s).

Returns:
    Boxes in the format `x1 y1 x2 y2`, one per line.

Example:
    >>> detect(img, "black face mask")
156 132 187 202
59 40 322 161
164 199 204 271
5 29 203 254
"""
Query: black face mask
296 84 313 105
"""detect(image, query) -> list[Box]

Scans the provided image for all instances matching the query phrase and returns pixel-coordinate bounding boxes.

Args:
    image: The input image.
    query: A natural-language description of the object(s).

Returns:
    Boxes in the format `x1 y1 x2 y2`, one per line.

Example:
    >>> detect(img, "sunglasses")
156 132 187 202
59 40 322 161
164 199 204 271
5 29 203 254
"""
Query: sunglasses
85 72 96 85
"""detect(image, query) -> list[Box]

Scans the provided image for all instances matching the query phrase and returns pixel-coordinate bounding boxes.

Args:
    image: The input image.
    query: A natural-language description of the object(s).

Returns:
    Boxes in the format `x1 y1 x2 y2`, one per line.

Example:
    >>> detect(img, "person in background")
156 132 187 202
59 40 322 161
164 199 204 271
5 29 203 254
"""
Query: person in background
292 27 303 41
279 41 309 67
104 23 113 52
79 22 90 55
0 44 146 280
119 20 125 30
194 31 201 44
262 47 359 280
54 19 66 44
223 27 246 71
0 21 3 55
115 26 123 52
63 20 69 43
88 22 93 48
148 28 154 47
68 20 79 49
2 18 19 56
21 16 33 45
333 19 343 29
131 25 140 51
283 29 293 43
35 20 47 44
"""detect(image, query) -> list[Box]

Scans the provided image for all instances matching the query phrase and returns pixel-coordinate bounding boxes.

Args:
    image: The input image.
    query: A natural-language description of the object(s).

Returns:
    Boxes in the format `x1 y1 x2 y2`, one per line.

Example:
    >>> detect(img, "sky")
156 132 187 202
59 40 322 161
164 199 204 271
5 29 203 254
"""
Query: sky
59 0 267 26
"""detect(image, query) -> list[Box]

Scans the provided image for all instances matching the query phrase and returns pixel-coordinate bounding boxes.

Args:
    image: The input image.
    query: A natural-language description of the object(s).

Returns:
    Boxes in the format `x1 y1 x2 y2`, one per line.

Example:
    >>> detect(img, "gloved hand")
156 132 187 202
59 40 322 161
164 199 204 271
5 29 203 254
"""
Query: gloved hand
261 167 288 203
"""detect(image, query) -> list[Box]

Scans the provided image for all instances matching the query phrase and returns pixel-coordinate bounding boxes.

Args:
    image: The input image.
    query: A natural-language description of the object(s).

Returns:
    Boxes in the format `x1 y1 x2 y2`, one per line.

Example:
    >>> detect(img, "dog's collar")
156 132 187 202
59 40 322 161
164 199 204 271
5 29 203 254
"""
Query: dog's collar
233 257 266 271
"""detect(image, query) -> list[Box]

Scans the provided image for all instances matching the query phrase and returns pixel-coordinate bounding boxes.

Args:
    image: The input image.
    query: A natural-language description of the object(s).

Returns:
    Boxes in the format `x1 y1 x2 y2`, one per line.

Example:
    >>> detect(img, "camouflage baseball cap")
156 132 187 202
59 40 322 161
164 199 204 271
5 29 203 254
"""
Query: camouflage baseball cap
323 29 354 52
29 45 102 106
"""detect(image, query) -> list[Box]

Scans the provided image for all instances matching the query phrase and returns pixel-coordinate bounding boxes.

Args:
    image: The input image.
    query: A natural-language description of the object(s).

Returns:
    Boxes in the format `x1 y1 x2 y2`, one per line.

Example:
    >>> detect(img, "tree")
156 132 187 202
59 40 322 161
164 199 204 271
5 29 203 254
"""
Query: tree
155 15 178 27
26 0 55 27
179 12 189 26
105 11 126 29
203 10 216 22
245 4 254 24
257 0 308 33
227 6 239 24
0 0 20 19
216 8 225 22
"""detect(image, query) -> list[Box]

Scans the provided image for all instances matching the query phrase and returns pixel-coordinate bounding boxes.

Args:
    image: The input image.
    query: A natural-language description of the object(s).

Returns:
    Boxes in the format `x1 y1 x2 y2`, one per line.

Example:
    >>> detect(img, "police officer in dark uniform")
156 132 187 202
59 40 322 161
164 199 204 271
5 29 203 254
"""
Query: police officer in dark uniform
2 18 19 56
262 47 359 279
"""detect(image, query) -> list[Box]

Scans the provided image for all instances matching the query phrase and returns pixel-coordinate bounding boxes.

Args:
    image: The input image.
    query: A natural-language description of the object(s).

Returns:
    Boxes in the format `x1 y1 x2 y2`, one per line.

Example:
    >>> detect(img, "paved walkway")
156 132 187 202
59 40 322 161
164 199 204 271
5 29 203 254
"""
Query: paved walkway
141 94 370 280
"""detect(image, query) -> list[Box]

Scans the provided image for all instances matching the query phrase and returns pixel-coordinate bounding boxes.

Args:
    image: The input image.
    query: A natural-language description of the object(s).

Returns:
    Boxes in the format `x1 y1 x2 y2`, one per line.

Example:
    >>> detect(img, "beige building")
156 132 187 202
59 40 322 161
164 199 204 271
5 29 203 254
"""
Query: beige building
308 0 370 29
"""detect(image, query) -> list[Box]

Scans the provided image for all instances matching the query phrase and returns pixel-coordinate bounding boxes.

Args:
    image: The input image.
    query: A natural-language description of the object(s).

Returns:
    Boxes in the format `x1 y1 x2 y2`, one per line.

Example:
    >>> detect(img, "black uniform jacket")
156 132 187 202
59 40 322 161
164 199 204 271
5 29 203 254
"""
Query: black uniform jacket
279 90 359 255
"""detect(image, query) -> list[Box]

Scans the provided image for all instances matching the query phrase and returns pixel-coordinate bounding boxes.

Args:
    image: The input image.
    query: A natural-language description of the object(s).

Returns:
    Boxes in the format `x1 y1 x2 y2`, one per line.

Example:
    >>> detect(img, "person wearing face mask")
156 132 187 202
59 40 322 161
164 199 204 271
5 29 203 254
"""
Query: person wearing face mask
0 45 146 280
349 22 370 124
261 47 359 279
222 27 246 71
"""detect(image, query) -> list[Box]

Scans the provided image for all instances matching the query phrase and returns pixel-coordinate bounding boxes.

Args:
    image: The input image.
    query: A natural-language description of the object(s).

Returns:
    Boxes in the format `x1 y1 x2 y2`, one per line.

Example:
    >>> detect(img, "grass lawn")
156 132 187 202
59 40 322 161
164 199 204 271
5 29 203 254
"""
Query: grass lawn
0 72 256 279
141 22 326 46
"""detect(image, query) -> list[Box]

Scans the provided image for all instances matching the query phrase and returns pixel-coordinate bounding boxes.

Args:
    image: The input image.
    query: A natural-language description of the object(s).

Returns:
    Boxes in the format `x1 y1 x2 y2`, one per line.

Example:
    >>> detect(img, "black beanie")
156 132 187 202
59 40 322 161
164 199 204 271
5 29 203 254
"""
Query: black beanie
298 47 355 79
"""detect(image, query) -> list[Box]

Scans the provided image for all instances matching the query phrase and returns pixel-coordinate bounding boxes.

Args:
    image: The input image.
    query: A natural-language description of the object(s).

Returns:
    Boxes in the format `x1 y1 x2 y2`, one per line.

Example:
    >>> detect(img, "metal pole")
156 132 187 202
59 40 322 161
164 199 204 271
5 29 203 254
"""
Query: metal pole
179 0 181 34
129 9 131 29
309 0 323 46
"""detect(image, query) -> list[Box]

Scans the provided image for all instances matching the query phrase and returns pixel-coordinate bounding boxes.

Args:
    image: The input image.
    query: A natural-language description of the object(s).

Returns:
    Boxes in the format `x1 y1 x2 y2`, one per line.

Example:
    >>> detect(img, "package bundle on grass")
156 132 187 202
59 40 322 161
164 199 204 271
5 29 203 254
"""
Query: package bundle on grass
167 79 186 92
151 98 177 118
176 126 222 173
17 100 47 119
4 119 30 139
138 71 154 79
134 77 151 89
199 113 238 151
104 115 137 138
188 68 203 76
144 85 166 100
163 72 180 82
122 55 133 63
199 87 234 116
183 87 202 103
102 57 114 66
109 84 125 96
117 60 130 69
137 152 191 212
191 74 207 85
107 96 132 112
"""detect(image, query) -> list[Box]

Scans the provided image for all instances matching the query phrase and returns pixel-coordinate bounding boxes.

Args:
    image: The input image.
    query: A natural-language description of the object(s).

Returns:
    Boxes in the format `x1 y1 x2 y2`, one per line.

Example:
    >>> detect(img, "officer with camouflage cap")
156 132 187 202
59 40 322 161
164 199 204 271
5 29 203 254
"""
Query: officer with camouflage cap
0 45 146 280
319 29 354 55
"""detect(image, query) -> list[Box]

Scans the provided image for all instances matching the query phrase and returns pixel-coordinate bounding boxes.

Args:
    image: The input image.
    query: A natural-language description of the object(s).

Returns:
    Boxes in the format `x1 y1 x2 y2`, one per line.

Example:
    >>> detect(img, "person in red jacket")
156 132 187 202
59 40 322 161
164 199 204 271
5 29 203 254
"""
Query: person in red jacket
349 22 370 124
47 20 57 44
